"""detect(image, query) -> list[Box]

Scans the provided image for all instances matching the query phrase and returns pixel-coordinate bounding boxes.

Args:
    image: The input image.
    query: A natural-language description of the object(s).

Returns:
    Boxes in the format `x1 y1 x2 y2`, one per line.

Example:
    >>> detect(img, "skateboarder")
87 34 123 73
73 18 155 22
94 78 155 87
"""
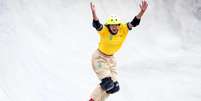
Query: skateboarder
89 1 148 101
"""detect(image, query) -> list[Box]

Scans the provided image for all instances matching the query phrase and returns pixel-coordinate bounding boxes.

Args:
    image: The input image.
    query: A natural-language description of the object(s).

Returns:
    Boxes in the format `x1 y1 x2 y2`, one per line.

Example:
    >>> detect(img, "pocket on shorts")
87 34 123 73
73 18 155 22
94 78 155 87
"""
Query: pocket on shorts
93 56 107 69
92 56 111 80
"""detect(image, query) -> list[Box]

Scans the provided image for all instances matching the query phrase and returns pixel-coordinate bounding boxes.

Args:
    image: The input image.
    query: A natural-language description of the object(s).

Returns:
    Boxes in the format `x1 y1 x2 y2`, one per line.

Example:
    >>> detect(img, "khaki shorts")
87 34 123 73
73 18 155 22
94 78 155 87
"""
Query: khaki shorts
90 50 118 101
91 50 118 81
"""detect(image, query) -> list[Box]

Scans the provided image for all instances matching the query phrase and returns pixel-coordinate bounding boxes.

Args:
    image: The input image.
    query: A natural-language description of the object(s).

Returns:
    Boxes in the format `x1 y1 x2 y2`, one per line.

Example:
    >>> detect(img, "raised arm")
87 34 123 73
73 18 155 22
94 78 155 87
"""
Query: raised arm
90 2 103 31
136 0 148 19
128 0 148 28
90 2 98 20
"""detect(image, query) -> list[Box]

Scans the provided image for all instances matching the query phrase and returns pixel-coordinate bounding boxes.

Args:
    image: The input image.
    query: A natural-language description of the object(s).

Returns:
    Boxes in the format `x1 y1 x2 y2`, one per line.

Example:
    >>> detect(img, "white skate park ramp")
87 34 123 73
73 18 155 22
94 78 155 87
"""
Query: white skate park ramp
0 0 201 101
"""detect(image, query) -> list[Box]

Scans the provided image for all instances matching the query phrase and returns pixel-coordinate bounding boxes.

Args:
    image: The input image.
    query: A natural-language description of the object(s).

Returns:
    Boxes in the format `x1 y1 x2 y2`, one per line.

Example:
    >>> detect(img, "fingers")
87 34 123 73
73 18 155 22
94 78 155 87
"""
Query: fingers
139 1 144 9
90 2 96 13
141 0 147 6
144 1 148 9
139 0 148 12
139 3 142 9
90 2 93 8
140 1 145 8
142 1 144 6
143 0 148 7
90 2 95 8
90 2 95 11
141 0 144 6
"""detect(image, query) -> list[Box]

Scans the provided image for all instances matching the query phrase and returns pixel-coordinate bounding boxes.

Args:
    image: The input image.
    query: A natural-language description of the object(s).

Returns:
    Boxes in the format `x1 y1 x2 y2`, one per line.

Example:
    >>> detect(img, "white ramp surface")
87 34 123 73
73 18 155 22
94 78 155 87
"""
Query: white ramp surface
0 0 201 101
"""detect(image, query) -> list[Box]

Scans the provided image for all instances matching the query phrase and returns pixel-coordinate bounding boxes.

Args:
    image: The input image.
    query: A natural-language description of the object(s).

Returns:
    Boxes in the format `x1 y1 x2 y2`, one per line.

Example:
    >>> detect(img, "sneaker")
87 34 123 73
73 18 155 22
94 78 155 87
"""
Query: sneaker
89 98 94 101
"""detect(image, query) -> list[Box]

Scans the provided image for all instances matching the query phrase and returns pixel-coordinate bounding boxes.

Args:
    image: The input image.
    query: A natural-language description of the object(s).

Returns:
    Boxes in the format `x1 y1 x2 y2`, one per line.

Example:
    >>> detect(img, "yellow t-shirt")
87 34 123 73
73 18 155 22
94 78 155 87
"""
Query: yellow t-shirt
98 23 129 55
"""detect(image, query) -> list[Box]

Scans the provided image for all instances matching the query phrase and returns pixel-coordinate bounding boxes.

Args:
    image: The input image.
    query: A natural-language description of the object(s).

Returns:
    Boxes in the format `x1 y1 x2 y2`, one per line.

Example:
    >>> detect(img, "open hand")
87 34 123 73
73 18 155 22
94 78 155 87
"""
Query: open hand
90 2 96 12
139 0 148 12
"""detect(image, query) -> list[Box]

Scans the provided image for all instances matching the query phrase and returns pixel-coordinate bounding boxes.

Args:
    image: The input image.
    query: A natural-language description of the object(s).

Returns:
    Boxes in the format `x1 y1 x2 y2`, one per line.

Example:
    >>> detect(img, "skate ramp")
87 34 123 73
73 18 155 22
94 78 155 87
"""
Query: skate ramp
0 0 201 101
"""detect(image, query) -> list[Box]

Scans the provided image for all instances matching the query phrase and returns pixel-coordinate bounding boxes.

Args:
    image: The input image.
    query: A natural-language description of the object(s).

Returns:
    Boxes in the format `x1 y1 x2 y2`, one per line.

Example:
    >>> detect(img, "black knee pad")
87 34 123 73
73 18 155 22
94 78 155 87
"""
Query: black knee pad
106 81 120 94
100 77 114 91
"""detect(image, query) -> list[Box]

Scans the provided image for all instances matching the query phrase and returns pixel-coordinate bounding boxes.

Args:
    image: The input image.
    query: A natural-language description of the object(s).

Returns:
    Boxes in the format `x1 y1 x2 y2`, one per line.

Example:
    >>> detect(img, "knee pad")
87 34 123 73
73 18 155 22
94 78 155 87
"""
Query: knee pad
106 81 120 94
100 77 114 91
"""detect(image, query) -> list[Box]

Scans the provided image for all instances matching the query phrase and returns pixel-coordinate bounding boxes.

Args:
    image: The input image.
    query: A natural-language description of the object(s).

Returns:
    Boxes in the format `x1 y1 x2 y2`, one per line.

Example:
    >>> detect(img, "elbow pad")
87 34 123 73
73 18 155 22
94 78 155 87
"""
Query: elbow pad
92 20 103 31
131 16 141 27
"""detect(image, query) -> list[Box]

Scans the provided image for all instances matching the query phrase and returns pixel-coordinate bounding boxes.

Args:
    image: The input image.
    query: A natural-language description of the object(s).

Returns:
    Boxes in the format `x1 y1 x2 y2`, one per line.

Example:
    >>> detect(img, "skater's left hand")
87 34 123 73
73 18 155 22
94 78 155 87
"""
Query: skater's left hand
139 0 148 12
136 0 148 19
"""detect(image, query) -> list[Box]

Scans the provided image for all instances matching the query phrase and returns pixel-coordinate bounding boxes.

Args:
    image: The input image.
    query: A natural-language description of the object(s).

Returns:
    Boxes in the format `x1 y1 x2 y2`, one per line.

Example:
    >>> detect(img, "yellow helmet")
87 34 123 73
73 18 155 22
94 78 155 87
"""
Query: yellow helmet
105 16 121 25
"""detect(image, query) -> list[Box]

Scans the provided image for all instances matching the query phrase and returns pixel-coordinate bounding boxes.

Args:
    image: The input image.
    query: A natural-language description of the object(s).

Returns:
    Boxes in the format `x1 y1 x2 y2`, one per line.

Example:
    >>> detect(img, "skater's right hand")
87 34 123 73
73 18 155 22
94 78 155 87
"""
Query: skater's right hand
90 2 96 12
90 2 99 20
